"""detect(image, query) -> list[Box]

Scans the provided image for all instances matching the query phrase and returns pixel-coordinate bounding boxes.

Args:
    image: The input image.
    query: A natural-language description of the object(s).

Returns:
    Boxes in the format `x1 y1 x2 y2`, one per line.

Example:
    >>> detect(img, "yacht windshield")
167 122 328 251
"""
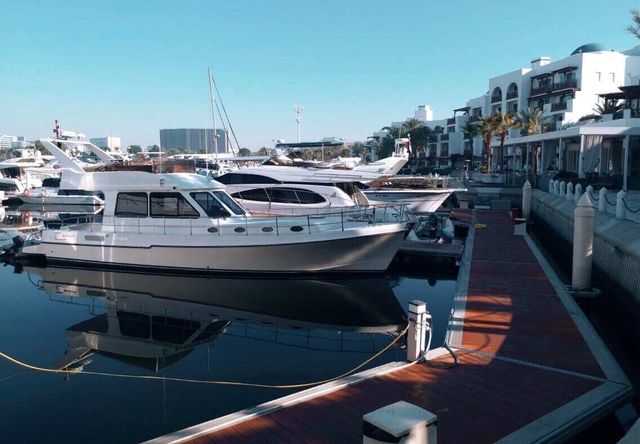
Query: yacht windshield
212 191 246 215
190 192 230 218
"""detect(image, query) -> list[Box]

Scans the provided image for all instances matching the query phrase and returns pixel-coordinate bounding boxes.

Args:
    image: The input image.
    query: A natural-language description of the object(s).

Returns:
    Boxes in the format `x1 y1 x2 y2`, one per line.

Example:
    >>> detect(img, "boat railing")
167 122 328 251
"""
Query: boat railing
54 204 410 236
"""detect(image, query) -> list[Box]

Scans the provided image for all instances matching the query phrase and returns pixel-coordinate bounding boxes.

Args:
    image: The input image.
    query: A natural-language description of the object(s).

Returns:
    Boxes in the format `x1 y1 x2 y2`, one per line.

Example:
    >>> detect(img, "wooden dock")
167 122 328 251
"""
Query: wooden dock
150 211 632 444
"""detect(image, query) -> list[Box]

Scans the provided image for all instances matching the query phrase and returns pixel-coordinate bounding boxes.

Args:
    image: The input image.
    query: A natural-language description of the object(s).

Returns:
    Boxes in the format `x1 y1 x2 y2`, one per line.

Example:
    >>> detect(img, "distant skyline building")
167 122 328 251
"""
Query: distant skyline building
414 105 434 122
159 128 227 153
90 136 122 153
0 134 17 150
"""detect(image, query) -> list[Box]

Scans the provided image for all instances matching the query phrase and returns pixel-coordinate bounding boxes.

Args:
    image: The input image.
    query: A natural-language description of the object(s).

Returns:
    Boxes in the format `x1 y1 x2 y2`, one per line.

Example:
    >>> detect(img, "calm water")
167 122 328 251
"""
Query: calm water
0 245 457 443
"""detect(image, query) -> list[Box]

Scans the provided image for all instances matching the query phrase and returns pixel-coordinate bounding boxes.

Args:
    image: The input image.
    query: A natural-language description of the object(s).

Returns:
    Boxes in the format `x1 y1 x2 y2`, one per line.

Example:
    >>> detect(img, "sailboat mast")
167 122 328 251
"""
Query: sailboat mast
208 68 218 165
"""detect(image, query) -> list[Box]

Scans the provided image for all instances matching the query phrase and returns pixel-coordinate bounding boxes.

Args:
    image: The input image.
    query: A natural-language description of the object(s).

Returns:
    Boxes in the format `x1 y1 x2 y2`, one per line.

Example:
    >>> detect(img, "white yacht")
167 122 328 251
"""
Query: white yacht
364 176 467 214
2 139 114 207
217 167 370 215
20 171 411 274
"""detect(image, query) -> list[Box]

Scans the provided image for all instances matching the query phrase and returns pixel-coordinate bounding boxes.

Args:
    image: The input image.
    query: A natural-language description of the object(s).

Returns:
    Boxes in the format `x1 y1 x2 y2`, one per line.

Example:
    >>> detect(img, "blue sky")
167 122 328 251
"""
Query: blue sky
1 0 640 148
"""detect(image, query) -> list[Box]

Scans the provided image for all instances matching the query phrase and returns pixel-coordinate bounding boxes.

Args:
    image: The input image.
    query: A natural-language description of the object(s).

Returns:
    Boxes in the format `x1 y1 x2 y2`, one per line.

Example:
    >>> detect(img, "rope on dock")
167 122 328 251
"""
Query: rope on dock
622 198 640 214
0 324 410 390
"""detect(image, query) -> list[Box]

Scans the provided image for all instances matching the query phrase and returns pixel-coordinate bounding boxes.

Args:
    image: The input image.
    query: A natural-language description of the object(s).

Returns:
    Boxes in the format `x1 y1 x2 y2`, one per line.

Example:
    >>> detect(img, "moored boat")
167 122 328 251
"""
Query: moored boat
20 171 411 274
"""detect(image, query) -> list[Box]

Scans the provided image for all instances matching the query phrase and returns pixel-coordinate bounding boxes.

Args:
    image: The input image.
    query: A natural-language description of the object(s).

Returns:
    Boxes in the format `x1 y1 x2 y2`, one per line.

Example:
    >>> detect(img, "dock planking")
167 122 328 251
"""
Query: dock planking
155 210 630 444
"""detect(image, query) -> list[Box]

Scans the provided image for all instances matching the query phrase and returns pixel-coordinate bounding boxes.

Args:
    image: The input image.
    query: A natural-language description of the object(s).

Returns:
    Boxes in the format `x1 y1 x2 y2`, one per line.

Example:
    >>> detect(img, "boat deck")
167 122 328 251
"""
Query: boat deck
151 210 631 444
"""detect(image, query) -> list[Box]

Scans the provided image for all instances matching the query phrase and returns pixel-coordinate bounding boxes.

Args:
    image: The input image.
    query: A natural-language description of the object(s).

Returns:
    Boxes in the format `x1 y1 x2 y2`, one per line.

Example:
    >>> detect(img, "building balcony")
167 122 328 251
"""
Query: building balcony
491 95 502 103
439 134 449 141
530 85 552 96
551 102 567 112
446 117 456 125
469 115 482 123
552 79 578 91
506 91 518 100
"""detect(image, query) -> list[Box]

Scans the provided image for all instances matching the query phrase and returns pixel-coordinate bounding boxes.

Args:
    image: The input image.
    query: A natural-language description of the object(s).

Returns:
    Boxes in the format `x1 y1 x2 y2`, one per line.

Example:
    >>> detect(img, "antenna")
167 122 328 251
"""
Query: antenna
294 105 304 143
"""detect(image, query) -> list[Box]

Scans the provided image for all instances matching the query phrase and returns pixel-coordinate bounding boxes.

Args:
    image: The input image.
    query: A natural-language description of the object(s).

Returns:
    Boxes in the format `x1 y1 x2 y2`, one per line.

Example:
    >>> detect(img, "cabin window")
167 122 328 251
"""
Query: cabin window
150 192 199 218
115 192 148 217
190 192 230 218
267 188 299 203
216 173 279 185
293 189 325 204
212 191 246 215
232 188 270 202
0 183 19 192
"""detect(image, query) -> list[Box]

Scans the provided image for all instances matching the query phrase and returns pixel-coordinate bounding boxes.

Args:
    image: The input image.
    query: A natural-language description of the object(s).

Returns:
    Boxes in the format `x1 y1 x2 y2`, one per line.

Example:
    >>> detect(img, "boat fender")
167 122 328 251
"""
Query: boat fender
12 236 24 249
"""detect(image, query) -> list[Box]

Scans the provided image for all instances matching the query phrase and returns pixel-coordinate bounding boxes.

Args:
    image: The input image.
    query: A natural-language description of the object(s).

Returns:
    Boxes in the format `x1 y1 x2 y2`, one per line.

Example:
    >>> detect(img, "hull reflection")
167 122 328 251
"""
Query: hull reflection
25 266 406 371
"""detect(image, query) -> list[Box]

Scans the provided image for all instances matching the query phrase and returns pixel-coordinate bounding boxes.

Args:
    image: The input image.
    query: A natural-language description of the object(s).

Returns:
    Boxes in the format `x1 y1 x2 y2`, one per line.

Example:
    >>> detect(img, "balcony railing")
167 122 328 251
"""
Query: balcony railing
439 134 449 141
552 79 578 91
469 115 481 123
491 95 502 103
446 117 456 125
551 102 568 111
530 85 552 96
506 91 518 100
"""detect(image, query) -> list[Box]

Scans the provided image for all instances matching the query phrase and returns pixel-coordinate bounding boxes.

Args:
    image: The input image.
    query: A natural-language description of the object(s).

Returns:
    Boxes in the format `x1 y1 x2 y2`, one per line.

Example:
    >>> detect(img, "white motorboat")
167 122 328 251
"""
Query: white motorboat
0 207 44 237
3 188 104 207
364 176 467 214
218 167 370 216
20 171 411 274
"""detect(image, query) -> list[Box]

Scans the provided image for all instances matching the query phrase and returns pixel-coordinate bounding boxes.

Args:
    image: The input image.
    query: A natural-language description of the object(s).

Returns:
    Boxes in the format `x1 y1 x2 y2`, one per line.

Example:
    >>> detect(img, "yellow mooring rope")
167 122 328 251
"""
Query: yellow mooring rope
0 323 409 389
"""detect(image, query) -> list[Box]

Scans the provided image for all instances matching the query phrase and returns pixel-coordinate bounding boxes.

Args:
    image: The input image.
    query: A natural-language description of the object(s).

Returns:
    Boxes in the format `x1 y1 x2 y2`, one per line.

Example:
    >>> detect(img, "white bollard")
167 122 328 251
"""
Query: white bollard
585 185 593 197
566 182 574 200
522 180 532 220
363 401 438 444
574 183 582 203
554 181 560 195
560 181 566 196
548 179 555 194
599 187 607 213
407 300 430 362
616 190 626 220
572 193 595 291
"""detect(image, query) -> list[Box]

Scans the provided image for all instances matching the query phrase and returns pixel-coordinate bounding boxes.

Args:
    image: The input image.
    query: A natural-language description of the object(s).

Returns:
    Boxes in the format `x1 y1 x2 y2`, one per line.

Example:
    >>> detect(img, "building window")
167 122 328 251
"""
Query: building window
610 73 616 82
596 72 602 82
115 192 148 217
150 192 199 218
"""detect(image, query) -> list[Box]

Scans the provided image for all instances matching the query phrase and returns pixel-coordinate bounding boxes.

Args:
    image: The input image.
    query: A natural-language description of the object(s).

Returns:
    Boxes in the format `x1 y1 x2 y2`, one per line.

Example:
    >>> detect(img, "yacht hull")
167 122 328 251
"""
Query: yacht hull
365 190 453 214
21 227 408 274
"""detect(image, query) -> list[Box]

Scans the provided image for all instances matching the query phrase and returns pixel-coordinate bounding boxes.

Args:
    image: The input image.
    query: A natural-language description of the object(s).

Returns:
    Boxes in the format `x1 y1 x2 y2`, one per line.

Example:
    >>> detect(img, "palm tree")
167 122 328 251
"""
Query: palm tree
461 121 480 159
402 118 424 134
628 9 640 39
593 98 624 118
494 112 519 171
517 107 542 136
380 125 404 139
478 115 498 172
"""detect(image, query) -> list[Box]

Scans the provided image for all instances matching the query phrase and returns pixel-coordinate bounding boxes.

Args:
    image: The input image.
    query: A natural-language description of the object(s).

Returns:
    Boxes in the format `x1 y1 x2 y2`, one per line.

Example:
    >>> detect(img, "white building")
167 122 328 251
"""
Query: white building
0 134 17 150
414 105 434 122
90 136 122 153
378 43 640 184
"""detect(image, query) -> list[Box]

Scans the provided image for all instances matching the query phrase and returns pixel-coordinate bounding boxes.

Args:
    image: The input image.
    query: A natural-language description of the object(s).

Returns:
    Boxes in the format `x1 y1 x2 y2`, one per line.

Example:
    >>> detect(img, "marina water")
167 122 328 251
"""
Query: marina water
0 254 457 443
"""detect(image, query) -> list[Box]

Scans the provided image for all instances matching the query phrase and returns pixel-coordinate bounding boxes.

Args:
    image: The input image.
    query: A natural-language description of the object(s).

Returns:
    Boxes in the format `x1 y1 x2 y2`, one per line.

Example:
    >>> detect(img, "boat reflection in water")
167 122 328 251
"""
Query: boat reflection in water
24 266 407 372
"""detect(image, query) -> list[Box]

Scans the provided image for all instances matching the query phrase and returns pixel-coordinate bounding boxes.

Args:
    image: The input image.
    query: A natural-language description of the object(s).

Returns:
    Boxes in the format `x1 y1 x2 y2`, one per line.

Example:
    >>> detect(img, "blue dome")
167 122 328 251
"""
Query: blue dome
571 43 608 55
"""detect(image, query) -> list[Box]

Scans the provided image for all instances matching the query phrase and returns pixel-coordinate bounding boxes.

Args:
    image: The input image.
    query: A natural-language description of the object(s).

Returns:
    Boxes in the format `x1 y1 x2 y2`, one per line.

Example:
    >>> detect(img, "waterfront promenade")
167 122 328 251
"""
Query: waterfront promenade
151 211 631 444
